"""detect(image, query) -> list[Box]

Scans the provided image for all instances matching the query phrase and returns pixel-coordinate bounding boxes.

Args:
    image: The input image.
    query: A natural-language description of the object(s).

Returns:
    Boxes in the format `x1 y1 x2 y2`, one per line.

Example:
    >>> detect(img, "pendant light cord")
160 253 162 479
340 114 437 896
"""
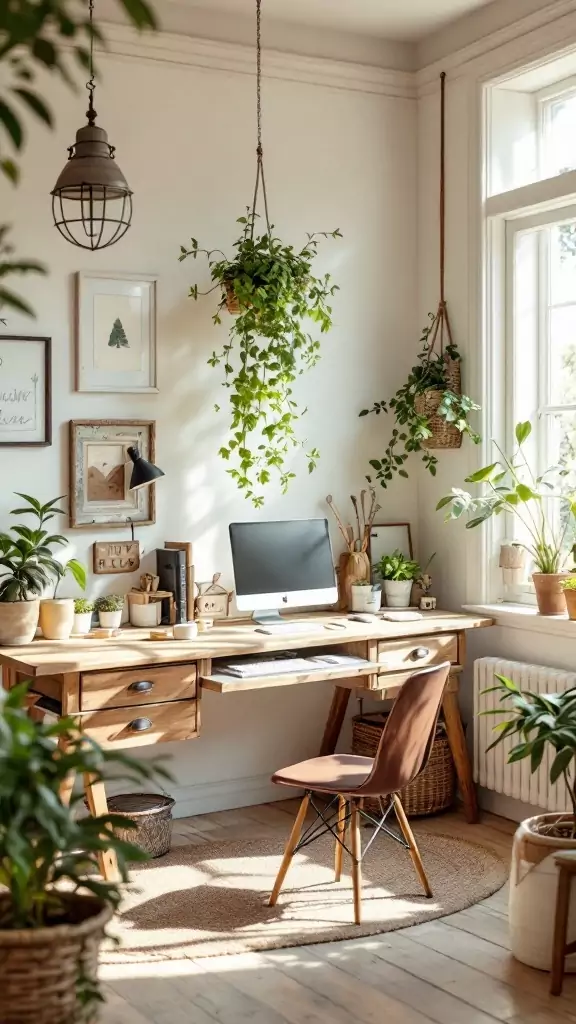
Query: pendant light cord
250 0 271 237
86 0 97 127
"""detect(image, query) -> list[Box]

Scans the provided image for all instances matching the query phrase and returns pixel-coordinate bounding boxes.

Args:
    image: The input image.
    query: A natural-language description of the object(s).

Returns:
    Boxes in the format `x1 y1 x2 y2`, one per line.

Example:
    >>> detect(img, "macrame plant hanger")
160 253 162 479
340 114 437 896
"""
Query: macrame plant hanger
415 71 462 450
250 0 271 238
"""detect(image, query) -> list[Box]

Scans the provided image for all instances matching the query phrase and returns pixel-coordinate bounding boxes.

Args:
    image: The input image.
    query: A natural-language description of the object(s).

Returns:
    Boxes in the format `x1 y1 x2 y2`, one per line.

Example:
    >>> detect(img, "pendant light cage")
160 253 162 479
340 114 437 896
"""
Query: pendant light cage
51 0 133 250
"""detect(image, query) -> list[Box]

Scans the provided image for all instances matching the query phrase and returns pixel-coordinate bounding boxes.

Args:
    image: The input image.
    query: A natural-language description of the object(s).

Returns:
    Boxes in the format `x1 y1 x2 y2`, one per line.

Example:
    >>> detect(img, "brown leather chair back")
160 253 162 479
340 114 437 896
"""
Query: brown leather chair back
357 662 450 797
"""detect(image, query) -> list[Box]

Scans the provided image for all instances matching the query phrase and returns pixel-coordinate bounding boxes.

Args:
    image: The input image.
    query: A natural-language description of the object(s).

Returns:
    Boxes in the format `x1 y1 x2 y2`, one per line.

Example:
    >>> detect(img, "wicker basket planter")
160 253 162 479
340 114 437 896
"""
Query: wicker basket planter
352 712 456 816
223 280 242 314
107 793 175 858
414 356 462 451
0 894 112 1024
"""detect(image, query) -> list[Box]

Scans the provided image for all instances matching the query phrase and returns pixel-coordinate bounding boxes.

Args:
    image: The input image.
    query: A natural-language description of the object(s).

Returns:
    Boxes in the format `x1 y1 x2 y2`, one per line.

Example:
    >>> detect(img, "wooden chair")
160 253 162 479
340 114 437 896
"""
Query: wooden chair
550 850 576 996
268 662 451 924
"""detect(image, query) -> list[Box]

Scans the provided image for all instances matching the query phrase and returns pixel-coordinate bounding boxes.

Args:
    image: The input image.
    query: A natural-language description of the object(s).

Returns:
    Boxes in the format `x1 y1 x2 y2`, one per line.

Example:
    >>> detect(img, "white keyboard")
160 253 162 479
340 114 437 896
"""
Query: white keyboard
254 622 321 635
219 657 315 678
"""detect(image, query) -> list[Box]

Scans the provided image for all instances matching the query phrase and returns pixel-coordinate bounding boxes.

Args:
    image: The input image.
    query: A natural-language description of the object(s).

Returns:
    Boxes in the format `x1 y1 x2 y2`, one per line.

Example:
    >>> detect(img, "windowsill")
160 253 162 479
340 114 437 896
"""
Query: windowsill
463 602 576 639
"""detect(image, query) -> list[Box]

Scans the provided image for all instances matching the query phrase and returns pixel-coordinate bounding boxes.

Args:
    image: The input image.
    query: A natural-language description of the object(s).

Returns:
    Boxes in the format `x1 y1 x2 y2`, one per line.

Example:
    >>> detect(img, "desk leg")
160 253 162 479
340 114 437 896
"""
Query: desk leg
84 774 120 882
442 688 479 824
319 685 351 756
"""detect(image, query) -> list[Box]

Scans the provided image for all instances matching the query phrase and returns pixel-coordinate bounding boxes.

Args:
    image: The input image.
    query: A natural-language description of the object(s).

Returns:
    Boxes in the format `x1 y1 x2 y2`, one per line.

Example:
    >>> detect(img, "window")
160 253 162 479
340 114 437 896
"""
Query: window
486 76 576 603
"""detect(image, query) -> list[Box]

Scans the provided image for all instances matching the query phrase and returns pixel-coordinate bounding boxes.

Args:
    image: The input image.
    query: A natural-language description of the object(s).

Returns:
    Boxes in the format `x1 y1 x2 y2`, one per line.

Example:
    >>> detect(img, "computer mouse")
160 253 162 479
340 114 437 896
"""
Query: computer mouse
348 613 380 623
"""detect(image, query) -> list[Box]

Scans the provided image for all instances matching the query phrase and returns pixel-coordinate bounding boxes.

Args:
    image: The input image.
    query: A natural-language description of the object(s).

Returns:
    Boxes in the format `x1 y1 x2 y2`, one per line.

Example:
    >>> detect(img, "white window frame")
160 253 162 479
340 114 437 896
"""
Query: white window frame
537 76 576 180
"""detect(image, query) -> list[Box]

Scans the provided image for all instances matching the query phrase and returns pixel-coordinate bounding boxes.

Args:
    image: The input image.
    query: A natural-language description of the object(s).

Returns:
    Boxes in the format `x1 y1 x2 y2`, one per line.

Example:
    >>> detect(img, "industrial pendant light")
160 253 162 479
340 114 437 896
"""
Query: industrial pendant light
51 0 132 250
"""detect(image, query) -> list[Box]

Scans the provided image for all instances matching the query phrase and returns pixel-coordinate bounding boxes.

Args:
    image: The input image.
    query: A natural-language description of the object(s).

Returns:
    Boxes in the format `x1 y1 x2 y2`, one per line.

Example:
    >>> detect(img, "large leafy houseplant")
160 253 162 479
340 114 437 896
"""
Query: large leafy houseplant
0 683 171 1019
0 493 86 600
360 312 480 488
179 212 341 507
483 672 576 836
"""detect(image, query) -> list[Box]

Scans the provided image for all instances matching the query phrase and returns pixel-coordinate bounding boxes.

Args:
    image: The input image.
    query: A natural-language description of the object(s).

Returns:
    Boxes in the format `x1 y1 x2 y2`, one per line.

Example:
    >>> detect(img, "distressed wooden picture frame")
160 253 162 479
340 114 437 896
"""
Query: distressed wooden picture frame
69 419 156 528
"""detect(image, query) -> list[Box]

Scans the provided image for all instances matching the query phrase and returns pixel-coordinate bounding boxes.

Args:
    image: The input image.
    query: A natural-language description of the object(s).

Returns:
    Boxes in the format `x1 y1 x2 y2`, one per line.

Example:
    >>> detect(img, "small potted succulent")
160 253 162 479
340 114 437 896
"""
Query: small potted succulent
561 577 576 621
72 598 94 635
95 594 125 629
373 550 420 608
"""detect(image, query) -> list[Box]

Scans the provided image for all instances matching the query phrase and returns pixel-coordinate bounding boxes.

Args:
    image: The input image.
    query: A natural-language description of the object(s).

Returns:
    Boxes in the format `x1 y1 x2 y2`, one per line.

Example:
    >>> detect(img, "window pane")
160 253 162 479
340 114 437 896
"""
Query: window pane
549 306 576 405
544 95 576 177
550 221 576 305
545 411 576 556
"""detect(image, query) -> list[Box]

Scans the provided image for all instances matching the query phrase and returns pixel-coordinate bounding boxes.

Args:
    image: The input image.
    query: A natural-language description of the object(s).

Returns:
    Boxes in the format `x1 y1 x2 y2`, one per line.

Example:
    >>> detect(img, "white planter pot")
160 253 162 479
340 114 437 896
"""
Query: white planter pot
509 813 576 971
98 610 123 628
0 598 40 645
129 602 161 628
350 586 373 612
39 599 74 640
72 611 93 635
383 579 413 608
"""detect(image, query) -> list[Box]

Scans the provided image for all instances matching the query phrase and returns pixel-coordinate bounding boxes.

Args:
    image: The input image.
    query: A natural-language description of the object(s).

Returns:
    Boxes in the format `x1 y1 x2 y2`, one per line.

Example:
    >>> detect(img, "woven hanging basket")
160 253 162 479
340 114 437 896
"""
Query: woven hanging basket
414 355 462 450
0 894 112 1024
223 280 242 315
352 712 456 817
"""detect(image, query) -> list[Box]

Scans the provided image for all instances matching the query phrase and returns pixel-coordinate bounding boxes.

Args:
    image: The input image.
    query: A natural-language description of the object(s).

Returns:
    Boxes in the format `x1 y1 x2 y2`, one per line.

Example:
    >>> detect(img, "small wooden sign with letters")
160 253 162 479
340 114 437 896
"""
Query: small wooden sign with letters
93 541 141 574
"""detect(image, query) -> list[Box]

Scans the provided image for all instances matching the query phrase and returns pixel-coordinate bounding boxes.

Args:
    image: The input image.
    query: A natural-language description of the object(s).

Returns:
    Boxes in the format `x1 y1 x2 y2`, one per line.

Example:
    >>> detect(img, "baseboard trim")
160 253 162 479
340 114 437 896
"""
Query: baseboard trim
478 786 546 824
169 774 292 818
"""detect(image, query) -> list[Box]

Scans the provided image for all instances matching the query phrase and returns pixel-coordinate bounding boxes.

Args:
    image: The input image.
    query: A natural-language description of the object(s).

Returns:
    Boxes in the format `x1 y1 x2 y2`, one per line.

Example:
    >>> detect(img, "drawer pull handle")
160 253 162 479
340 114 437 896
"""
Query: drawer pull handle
412 647 430 660
128 717 153 732
128 680 154 693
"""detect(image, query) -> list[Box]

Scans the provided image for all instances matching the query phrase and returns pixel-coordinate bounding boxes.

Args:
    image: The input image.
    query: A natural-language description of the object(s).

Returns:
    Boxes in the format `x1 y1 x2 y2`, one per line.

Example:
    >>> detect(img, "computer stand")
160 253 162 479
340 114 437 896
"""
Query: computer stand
252 609 285 625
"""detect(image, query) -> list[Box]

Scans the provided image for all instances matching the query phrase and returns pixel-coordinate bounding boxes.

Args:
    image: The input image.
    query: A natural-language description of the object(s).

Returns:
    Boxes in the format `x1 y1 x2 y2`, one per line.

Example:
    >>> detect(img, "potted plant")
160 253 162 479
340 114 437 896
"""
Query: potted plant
0 682 171 1023
561 577 576 621
482 672 576 970
95 594 125 629
350 581 381 613
373 550 420 608
360 313 480 489
72 598 94 635
437 421 576 615
179 212 341 508
0 494 86 646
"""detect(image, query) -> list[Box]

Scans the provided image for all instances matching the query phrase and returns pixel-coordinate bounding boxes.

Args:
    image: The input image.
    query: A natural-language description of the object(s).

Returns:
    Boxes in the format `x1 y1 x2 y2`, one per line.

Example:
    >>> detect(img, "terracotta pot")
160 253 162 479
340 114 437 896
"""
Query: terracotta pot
564 588 576 621
532 573 572 615
509 814 576 971
0 599 40 646
39 599 74 640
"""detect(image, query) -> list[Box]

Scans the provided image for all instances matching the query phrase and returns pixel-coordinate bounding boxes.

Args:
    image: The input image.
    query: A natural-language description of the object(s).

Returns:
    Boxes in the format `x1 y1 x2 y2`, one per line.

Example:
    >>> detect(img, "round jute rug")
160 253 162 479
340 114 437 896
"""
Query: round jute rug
104 831 506 962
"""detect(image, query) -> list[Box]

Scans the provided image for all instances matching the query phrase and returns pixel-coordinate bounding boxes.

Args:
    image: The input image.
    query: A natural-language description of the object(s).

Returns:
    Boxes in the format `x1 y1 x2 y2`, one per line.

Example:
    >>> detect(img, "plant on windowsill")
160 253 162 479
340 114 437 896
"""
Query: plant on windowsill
373 550 421 609
482 671 576 969
179 211 341 508
0 681 172 1024
0 494 86 646
560 576 576 621
360 312 481 489
436 420 576 615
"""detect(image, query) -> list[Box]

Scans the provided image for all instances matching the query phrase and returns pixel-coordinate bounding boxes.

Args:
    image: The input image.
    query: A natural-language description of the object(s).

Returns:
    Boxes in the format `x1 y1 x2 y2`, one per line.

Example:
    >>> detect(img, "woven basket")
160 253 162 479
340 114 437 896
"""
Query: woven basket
223 280 242 315
0 894 112 1024
414 356 462 450
352 712 456 817
107 793 175 858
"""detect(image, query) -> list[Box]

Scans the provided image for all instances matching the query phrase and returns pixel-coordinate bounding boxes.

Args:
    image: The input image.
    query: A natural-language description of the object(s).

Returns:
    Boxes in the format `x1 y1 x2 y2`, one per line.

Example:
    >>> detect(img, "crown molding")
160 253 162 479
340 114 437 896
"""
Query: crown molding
98 22 416 101
417 0 576 92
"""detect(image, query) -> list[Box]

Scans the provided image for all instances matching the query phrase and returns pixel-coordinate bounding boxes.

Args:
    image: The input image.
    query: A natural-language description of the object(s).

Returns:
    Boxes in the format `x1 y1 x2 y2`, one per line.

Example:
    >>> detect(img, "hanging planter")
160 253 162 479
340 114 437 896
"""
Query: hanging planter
360 72 480 488
179 0 341 508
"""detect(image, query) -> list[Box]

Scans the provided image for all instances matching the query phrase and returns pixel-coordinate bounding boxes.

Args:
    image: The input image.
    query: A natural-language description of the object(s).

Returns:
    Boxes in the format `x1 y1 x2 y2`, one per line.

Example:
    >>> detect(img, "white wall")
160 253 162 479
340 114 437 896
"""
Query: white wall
1 32 417 813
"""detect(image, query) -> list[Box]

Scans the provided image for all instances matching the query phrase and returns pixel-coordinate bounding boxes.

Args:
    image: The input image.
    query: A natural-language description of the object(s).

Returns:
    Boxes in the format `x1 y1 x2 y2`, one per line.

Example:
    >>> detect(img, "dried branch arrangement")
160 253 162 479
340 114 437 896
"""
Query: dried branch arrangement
326 489 382 553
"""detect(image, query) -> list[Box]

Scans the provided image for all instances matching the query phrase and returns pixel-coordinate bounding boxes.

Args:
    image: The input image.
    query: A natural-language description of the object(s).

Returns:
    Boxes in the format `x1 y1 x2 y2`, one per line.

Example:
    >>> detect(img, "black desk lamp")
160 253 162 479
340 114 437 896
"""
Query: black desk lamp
127 445 165 491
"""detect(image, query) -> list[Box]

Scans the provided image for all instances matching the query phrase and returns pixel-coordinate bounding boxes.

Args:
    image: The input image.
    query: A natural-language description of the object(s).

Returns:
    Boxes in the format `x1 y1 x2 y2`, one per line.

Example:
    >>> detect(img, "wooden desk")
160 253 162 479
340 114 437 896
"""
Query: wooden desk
0 610 491 878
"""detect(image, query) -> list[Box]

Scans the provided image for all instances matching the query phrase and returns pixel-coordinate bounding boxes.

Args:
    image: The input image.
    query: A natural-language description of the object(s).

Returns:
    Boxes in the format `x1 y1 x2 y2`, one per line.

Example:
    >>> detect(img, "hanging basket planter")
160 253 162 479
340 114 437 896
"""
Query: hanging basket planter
415 355 462 450
223 280 242 315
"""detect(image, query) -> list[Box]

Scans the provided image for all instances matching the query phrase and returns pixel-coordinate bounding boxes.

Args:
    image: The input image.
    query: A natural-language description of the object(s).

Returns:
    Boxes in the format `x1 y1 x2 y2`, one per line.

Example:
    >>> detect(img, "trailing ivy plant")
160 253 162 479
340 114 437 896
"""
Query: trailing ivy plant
360 313 480 489
179 211 341 507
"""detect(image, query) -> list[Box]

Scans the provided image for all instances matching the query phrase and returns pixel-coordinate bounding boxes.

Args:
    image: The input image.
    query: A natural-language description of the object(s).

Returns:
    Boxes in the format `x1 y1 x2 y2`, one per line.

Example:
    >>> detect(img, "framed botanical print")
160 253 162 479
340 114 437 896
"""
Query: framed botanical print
0 335 51 446
70 420 156 528
75 272 157 393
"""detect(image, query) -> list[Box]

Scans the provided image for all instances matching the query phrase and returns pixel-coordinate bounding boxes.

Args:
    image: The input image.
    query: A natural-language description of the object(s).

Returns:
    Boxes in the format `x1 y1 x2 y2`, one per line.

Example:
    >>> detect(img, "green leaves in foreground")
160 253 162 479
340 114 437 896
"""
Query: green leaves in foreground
0 225 45 318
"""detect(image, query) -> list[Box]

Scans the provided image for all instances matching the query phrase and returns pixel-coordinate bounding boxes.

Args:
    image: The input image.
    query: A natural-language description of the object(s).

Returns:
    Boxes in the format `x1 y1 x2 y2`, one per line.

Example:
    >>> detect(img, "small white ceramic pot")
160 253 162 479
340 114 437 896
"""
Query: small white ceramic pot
72 611 93 635
98 609 123 629
129 602 161 628
383 579 413 608
39 598 74 640
350 585 373 612
364 588 382 613
509 813 576 971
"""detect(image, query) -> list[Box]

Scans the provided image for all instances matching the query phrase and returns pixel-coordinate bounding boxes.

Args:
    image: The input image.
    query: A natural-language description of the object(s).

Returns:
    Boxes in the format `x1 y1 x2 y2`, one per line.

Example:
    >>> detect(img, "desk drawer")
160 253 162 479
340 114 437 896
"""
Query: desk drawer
377 634 458 671
80 699 198 748
80 665 197 711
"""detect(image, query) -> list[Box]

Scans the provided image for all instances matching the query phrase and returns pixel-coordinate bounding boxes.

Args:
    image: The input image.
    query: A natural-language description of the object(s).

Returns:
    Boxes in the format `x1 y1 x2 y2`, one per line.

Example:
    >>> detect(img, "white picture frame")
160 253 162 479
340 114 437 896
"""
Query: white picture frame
369 522 413 580
76 272 157 393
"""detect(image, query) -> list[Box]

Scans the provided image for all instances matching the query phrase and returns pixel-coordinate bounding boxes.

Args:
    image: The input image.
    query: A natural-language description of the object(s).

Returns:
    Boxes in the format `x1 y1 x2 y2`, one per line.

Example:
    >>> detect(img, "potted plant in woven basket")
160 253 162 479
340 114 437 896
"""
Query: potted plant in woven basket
0 682 171 1024
482 671 576 970
437 421 576 615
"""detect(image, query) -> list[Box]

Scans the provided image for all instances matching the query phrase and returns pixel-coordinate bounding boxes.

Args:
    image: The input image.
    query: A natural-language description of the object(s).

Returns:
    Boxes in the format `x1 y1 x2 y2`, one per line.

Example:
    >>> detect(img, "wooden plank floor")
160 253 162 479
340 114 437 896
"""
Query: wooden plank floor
100 801 576 1024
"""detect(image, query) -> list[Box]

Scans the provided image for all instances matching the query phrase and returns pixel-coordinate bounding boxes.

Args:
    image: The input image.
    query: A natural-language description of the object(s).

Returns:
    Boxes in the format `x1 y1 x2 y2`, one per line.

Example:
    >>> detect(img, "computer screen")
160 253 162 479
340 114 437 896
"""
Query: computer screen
229 519 337 614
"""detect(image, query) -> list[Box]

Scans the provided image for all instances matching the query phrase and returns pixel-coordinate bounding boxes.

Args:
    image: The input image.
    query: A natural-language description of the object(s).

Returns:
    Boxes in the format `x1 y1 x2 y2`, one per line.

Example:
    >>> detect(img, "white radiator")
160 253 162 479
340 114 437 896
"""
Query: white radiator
474 657 574 812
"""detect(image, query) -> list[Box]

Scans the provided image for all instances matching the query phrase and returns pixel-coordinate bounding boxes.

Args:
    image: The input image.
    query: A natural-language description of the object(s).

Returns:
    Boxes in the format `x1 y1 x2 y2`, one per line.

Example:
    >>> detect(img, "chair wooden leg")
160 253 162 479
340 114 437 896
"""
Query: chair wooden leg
551 865 572 995
268 794 310 907
350 798 362 924
393 794 432 898
335 795 346 882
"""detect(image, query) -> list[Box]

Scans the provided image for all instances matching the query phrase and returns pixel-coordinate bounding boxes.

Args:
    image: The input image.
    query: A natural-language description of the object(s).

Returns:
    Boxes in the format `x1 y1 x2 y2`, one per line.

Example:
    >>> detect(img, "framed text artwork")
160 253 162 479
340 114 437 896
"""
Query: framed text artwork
70 420 156 528
0 335 51 446
75 272 157 393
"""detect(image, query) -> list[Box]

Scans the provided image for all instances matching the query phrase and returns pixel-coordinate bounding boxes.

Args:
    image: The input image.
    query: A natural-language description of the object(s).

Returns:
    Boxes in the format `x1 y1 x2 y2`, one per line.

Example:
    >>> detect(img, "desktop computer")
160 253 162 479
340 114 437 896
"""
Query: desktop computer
229 518 338 628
